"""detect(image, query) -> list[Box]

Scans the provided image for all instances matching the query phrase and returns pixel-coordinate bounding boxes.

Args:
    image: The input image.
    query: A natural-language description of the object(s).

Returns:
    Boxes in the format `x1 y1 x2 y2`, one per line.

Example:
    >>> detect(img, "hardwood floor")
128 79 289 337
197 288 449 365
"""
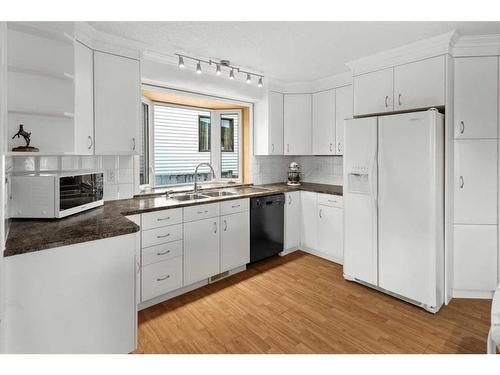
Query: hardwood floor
135 251 492 354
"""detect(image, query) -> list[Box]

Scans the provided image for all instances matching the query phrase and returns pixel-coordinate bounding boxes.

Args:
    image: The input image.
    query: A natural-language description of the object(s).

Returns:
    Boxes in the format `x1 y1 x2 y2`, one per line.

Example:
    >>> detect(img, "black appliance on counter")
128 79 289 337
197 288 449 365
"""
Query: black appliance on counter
250 194 285 263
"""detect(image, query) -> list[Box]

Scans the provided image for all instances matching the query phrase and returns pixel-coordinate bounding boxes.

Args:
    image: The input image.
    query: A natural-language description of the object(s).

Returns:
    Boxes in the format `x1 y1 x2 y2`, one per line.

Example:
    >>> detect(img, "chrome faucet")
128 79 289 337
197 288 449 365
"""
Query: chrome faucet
193 163 216 193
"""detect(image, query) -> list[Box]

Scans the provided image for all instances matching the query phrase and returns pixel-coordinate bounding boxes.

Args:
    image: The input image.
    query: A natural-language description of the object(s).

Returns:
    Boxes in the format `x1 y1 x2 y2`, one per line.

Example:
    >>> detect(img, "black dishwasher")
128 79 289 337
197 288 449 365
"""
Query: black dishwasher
250 194 285 263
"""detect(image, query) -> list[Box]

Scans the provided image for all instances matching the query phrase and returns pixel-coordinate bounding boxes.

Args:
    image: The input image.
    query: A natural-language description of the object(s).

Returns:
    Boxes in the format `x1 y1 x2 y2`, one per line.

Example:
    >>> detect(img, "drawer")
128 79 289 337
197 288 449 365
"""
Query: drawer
142 240 183 266
317 193 343 208
141 208 183 230
183 202 220 222
142 256 183 301
142 224 182 248
220 198 249 215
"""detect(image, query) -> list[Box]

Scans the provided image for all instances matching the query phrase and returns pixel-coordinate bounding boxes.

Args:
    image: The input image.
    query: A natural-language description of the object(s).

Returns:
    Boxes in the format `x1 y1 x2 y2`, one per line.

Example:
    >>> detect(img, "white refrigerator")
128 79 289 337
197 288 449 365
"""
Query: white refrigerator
343 109 444 313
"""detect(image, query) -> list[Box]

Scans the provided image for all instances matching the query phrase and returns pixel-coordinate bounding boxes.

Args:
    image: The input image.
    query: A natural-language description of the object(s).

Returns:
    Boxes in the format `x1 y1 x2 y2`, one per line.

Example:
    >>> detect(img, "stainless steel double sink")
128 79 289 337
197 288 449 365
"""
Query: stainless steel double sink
168 186 270 202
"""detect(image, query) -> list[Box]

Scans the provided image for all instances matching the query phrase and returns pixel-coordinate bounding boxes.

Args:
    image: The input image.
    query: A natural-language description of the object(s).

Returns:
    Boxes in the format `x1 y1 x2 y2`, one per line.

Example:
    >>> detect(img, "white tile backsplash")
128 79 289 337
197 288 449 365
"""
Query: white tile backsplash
9 155 134 202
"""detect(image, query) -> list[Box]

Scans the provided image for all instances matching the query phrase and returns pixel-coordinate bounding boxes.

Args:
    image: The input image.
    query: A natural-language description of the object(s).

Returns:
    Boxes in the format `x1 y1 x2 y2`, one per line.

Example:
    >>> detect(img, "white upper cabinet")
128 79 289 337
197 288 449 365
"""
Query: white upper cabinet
454 56 498 139
312 89 336 155
394 56 445 111
353 68 393 116
74 41 94 155
335 85 353 155
454 139 498 224
284 93 312 155
268 91 284 155
254 91 283 155
94 51 141 155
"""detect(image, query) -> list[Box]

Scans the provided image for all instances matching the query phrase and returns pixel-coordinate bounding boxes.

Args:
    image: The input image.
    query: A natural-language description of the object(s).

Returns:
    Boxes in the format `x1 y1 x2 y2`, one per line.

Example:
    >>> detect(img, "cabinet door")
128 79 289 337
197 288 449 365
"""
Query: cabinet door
220 211 250 272
268 91 284 155
184 217 220 285
353 68 393 116
300 191 317 250
453 225 498 292
284 94 312 155
94 51 140 155
74 41 94 155
284 192 301 251
312 89 335 155
454 140 497 224
335 85 352 155
454 57 498 139
394 56 445 111
317 205 343 264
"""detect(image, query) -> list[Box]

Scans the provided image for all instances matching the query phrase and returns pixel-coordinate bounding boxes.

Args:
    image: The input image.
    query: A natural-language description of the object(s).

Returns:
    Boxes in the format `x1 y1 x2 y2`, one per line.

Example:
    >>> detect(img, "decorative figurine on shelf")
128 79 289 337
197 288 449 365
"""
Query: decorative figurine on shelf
11 124 39 152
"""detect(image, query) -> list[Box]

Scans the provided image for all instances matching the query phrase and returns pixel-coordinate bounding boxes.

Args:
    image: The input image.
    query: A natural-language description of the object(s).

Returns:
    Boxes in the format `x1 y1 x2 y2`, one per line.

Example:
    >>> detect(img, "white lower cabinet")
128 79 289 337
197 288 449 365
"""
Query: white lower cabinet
220 211 250 272
453 225 498 295
141 256 183 301
300 191 318 250
284 192 301 251
184 217 221 285
317 203 344 263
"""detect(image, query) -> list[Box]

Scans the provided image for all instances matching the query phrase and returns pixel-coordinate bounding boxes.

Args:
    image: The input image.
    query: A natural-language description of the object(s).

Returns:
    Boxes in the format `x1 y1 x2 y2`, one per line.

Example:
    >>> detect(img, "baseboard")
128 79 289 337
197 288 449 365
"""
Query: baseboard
452 289 494 299
279 247 299 256
300 246 343 265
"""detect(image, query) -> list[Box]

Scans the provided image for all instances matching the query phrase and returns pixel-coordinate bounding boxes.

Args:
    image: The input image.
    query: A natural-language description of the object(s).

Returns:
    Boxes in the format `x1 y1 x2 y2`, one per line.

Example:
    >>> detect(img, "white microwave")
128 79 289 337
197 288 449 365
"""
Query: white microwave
10 171 104 219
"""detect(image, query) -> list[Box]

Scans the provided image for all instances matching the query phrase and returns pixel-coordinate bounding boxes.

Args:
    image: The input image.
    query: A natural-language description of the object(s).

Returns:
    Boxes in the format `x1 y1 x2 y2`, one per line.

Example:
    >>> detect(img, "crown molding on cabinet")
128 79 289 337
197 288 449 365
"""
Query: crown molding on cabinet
346 30 459 76
74 22 144 60
452 34 500 57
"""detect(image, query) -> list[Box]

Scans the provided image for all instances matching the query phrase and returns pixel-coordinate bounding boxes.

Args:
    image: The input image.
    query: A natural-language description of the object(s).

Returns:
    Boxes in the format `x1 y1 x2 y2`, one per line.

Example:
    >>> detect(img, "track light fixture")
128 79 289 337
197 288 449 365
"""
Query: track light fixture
175 53 264 88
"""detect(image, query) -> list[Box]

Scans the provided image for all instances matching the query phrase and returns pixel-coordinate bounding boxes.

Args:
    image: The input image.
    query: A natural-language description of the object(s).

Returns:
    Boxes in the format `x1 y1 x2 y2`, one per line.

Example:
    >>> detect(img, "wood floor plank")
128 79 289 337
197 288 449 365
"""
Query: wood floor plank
135 251 492 354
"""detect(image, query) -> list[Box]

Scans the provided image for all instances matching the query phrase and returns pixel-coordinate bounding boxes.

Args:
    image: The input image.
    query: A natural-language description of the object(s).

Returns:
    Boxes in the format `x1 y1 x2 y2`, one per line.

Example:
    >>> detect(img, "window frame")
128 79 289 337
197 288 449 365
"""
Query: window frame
139 97 153 189
144 102 243 188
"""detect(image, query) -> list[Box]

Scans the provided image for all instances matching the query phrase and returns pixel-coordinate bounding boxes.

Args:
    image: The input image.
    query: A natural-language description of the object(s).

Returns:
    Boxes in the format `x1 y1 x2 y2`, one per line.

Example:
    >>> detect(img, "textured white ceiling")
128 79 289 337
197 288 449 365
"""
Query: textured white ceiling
89 21 500 82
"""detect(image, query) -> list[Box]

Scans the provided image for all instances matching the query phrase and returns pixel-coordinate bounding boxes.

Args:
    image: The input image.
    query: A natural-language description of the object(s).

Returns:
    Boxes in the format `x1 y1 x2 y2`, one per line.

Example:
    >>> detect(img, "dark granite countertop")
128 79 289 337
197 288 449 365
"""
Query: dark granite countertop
5 182 342 257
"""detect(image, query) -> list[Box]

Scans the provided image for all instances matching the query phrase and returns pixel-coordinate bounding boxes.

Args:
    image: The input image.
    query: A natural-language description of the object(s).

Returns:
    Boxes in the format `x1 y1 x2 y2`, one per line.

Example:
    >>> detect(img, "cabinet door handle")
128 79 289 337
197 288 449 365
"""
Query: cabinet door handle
288 195 292 205
214 221 217 234
459 121 465 135
319 208 323 218
156 275 170 282
329 143 333 152
87 135 93 150
157 217 170 221
385 95 389 108
224 219 227 231
459 176 464 189
132 137 136 150
157 249 171 256
398 93 402 106
338 142 341 153
287 144 290 153
157 233 170 239
271 143 275 153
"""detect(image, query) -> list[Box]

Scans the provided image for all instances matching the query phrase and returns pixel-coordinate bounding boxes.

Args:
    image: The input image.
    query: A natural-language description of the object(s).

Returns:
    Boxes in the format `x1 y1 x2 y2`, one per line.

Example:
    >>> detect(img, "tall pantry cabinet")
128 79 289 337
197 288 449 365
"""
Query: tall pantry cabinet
453 56 499 297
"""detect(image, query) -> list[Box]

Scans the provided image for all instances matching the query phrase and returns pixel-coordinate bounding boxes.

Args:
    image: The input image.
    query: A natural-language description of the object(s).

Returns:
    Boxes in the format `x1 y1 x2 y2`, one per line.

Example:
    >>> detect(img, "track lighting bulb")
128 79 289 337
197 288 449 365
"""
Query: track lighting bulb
258 76 263 88
216 64 221 75
229 69 234 80
196 61 202 74
178 56 184 68
246 73 252 84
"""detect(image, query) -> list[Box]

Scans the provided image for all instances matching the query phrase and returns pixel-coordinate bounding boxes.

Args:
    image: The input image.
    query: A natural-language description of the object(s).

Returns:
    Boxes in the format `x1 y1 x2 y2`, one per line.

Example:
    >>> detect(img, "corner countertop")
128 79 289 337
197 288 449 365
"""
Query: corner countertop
4 182 342 257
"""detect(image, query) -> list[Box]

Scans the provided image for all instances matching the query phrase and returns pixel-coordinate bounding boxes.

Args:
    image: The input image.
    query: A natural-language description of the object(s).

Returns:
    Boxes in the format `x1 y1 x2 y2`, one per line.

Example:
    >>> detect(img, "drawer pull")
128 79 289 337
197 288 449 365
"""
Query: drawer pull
157 217 171 221
197 210 209 214
231 204 241 208
156 275 170 282
157 249 171 256
157 233 170 239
